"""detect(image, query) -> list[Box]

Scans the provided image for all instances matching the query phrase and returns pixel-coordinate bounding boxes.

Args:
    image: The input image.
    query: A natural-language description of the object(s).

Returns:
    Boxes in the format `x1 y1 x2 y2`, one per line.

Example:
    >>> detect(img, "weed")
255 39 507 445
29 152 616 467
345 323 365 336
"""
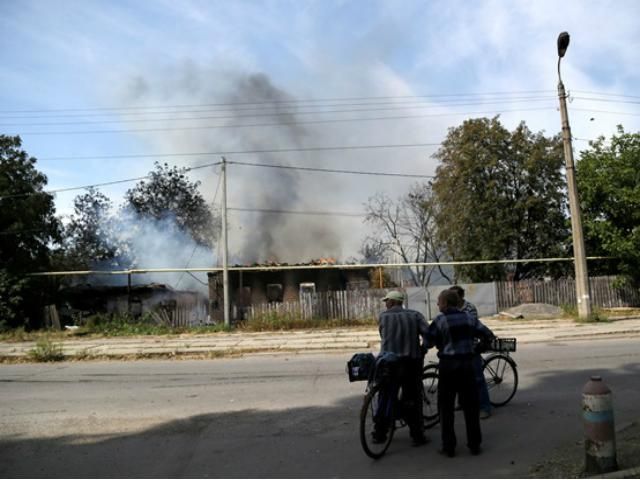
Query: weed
28 338 65 362
562 304 611 323
237 312 377 332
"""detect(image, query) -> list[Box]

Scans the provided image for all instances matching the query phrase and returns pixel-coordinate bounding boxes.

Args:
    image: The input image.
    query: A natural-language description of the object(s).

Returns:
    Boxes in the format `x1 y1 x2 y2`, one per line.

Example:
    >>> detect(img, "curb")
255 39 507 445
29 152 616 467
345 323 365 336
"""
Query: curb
590 466 640 479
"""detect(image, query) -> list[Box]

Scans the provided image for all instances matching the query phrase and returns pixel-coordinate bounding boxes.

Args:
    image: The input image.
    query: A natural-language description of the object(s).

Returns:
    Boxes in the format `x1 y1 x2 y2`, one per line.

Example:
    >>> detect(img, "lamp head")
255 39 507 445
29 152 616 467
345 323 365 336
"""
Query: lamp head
557 32 570 58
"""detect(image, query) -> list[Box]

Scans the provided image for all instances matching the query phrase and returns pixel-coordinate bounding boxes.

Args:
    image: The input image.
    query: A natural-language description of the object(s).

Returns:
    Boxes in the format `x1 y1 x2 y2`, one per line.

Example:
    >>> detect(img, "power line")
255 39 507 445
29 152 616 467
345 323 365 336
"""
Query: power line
573 90 640 100
12 106 558 136
13 91 640 127
572 96 640 105
228 207 366 217
0 155 428 202
228 160 434 178
570 107 640 117
176 165 222 289
0 95 557 121
0 161 222 201
38 142 441 162
0 90 559 115
0 96 560 126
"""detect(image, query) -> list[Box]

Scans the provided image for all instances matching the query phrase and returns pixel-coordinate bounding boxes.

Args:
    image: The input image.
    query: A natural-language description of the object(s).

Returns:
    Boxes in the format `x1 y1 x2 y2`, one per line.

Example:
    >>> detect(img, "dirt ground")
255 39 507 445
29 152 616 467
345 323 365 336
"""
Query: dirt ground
529 419 640 478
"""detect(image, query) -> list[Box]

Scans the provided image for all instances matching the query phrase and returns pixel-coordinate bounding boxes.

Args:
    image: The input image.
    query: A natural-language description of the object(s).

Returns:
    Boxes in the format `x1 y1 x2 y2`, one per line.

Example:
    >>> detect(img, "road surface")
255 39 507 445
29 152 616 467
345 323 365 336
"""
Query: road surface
1 337 638 477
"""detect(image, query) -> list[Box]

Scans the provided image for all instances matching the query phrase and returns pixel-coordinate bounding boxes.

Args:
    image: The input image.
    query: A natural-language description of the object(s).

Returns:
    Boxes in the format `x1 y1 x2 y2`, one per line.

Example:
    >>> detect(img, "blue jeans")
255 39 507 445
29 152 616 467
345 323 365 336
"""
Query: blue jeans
473 354 491 413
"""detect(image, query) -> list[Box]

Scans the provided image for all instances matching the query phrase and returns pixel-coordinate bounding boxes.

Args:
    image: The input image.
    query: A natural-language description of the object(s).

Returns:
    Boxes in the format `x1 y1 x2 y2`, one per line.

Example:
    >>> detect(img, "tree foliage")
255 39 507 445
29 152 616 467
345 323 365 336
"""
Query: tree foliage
0 135 60 328
61 187 128 270
362 183 451 287
431 117 569 282
124 162 219 248
577 126 640 286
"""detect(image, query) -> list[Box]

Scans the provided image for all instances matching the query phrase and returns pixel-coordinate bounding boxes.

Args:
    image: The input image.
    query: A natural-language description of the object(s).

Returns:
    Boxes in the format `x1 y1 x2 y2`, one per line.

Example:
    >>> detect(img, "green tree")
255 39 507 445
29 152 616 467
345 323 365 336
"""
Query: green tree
577 126 640 286
431 117 569 282
124 162 219 248
362 183 451 287
61 187 128 270
0 135 60 328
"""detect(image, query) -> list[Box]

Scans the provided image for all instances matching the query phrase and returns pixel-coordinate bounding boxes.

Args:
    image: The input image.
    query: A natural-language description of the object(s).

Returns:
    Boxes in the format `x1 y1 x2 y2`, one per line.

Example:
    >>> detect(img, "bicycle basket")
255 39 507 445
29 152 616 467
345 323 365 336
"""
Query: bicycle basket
488 337 517 352
346 352 375 382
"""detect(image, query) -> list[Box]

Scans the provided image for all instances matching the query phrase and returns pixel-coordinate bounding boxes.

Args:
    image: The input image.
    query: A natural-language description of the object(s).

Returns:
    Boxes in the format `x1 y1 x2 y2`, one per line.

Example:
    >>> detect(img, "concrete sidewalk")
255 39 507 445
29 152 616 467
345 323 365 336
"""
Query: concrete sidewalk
2 316 640 361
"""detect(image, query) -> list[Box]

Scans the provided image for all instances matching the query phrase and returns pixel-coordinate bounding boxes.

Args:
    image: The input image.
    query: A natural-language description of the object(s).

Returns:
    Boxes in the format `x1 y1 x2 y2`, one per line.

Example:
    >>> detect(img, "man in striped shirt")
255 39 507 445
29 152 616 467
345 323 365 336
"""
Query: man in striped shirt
427 289 495 457
375 290 430 446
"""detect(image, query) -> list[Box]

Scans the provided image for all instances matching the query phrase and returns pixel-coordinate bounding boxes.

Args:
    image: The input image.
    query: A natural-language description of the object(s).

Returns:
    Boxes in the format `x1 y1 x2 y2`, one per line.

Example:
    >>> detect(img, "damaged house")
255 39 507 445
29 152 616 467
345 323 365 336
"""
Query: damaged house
207 259 376 322
56 283 209 327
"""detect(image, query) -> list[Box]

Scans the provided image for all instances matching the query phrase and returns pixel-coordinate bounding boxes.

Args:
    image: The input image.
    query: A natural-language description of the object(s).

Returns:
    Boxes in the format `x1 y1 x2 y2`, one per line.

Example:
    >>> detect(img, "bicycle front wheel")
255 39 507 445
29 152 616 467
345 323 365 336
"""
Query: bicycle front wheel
483 354 518 407
421 371 439 428
360 385 395 459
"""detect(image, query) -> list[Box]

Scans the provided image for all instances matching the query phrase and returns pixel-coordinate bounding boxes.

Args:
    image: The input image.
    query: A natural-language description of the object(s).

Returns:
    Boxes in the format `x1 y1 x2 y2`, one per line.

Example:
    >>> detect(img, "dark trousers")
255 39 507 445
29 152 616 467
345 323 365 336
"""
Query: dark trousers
438 356 482 451
374 357 424 439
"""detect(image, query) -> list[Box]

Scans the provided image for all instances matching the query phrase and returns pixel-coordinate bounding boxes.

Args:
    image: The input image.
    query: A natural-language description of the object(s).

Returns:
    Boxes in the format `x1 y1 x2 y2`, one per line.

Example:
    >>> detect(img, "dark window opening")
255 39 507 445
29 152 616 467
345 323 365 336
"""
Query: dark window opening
266 284 284 303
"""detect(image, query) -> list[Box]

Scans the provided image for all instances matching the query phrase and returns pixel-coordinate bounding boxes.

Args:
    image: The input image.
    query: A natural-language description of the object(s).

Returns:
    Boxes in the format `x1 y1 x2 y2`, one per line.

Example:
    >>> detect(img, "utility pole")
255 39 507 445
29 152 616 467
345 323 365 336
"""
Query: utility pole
221 157 230 327
557 32 591 319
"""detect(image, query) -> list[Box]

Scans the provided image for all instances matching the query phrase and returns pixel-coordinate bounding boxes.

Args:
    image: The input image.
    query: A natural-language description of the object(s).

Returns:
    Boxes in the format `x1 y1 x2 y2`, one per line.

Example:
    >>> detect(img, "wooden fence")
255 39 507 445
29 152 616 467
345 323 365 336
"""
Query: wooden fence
495 276 640 310
149 296 209 327
243 289 389 321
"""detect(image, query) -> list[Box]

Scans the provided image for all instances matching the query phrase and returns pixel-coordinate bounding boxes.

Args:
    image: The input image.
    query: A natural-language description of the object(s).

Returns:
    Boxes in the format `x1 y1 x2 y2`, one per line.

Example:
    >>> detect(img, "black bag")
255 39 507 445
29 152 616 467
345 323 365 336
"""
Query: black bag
346 352 375 382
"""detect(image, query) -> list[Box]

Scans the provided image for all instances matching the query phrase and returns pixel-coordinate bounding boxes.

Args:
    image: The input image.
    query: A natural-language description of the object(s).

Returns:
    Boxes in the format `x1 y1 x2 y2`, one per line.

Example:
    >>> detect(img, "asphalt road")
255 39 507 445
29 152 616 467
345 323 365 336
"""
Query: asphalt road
1 337 639 478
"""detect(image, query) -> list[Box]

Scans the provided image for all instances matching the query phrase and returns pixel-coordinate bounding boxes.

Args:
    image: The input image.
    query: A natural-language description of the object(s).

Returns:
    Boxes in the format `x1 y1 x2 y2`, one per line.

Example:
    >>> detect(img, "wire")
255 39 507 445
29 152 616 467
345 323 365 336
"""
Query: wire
0 96 560 126
0 90 558 115
572 96 640 105
0 160 222 201
0 95 557 121
570 107 640 117
38 142 441 162
228 207 366 217
227 160 434 178
176 165 222 289
12 106 558 136
573 90 640 100
186 271 209 286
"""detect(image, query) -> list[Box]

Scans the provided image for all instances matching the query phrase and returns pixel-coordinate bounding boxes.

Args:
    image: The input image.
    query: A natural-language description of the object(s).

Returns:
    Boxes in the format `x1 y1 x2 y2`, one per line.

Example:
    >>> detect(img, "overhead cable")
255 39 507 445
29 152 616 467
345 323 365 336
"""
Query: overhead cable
38 142 441 162
0 90 558 115
12 106 558 136
227 160 434 178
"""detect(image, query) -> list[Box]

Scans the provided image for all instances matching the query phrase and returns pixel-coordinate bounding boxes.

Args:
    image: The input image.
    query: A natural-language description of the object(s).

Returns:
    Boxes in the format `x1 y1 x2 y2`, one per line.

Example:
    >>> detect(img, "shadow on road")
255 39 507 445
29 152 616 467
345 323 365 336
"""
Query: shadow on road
1 359 639 478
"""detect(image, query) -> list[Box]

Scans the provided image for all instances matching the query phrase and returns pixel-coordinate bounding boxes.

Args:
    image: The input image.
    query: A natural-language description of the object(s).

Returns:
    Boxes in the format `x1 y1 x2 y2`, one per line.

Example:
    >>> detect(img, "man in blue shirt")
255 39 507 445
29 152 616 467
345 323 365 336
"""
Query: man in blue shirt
450 285 492 419
427 289 495 457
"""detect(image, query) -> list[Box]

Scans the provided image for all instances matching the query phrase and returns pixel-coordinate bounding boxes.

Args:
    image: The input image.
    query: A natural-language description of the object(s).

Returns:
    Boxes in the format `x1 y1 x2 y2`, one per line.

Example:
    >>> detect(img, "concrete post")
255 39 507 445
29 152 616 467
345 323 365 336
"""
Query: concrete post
582 375 617 474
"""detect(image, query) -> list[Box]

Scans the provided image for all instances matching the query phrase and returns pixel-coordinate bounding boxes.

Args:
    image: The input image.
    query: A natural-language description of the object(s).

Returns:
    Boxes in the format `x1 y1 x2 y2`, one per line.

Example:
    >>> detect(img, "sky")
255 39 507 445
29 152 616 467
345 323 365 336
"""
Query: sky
1 0 639 275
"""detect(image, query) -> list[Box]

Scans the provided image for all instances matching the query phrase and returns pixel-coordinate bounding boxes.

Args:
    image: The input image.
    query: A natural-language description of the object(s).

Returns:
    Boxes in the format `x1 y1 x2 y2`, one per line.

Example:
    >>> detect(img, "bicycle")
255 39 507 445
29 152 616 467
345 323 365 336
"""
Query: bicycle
348 353 439 459
421 337 518 419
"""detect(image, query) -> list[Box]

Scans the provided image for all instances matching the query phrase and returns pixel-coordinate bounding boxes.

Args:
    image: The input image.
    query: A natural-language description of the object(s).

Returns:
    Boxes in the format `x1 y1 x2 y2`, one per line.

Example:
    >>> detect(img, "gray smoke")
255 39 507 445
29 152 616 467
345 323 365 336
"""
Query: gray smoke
119 68 344 264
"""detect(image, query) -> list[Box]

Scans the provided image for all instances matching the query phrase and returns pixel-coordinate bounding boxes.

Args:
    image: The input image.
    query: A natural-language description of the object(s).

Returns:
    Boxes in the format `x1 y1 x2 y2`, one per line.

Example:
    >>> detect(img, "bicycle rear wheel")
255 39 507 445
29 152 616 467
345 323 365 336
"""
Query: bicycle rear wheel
360 385 395 459
483 354 518 407
421 371 439 428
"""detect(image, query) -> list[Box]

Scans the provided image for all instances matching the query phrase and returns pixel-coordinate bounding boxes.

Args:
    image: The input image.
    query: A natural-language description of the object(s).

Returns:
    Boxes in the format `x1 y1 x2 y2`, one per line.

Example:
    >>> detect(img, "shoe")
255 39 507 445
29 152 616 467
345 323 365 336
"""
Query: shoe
412 435 429 447
480 410 491 420
469 445 482 455
438 447 456 458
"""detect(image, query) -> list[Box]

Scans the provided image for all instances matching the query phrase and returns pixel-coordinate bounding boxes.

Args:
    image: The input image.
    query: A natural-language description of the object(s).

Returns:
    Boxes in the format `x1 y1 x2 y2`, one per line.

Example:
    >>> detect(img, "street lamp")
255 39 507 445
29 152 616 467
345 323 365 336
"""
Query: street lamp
556 31 592 319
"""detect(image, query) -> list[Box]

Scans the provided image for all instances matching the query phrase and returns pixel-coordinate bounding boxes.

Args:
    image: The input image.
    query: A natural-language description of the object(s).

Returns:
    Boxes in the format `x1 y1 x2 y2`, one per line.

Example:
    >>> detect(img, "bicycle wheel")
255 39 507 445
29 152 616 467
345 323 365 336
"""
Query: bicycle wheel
360 384 395 459
421 371 439 428
483 354 518 407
